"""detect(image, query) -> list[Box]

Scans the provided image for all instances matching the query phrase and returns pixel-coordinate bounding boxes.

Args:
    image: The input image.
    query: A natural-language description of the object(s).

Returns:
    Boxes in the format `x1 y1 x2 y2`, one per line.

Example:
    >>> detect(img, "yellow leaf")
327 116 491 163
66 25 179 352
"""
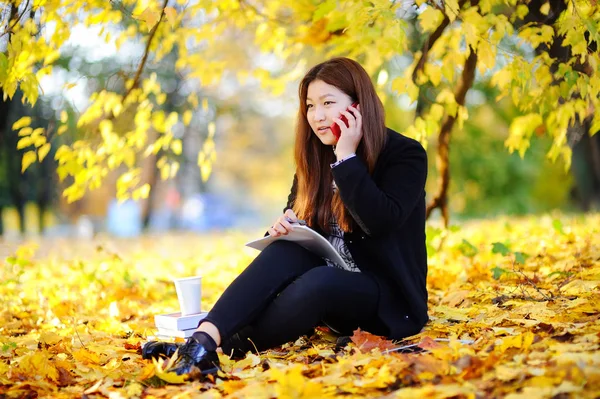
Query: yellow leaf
141 8 160 32
436 89 458 117
139 183 151 198
477 40 496 74
444 0 460 22
138 362 155 380
38 143 51 162
419 7 444 33
125 382 144 398
60 110 68 123
161 164 171 180
198 153 213 183
183 110 193 126
271 364 324 398
499 332 535 352
153 357 187 384
516 4 529 19
164 6 177 29
171 139 182 155
20 351 59 382
540 2 550 15
43 50 61 66
233 353 261 370
33 134 46 148
17 137 32 149
424 63 442 86
429 103 445 121
13 116 32 130
57 125 68 135
21 151 37 173
133 183 151 200
18 127 33 137
394 76 419 103
39 331 63 345
506 113 543 157
72 348 101 365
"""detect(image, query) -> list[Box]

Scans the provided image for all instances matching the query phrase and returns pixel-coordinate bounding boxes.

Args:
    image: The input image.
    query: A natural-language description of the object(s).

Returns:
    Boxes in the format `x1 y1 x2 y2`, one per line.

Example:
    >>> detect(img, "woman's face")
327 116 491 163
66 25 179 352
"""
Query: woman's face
306 79 354 146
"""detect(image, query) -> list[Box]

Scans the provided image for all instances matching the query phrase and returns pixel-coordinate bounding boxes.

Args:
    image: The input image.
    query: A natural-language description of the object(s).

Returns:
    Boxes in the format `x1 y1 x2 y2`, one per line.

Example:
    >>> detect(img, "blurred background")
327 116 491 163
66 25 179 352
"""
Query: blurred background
1 1 599 241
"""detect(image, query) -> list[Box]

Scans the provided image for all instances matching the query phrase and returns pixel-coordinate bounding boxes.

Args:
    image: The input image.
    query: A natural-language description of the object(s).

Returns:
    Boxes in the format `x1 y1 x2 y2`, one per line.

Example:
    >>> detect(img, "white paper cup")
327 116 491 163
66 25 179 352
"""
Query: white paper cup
173 276 202 316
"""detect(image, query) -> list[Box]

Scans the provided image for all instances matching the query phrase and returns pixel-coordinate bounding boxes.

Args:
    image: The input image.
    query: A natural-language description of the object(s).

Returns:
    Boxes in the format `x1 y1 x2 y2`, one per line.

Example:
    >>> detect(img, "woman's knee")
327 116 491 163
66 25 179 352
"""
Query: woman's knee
261 240 308 256
258 241 323 266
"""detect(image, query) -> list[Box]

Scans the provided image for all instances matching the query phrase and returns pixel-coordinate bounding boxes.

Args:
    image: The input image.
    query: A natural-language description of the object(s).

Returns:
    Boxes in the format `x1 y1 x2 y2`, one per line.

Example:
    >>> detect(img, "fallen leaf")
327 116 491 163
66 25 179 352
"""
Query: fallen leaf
417 337 444 351
124 342 141 351
153 357 187 384
350 328 396 353
83 379 103 395
56 366 76 387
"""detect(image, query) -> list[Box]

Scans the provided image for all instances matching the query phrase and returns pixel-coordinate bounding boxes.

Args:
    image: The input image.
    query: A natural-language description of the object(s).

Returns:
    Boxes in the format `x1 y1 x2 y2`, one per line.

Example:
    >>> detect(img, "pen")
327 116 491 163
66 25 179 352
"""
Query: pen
285 216 307 226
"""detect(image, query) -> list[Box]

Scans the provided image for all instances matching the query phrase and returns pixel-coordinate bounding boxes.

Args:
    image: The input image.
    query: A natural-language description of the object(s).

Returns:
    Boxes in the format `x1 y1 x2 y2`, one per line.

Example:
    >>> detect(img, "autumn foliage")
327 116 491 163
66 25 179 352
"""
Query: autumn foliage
1 213 599 397
3 0 599 210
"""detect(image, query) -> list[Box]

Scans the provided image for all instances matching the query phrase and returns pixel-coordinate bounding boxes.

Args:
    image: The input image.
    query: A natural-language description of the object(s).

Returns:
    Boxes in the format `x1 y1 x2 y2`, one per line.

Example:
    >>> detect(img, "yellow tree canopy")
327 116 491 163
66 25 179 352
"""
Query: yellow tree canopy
2 0 599 202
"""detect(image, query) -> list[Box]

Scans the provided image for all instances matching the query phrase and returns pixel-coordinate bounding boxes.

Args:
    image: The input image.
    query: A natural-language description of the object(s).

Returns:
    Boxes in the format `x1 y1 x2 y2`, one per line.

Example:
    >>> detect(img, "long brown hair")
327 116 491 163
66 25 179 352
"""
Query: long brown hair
293 57 387 233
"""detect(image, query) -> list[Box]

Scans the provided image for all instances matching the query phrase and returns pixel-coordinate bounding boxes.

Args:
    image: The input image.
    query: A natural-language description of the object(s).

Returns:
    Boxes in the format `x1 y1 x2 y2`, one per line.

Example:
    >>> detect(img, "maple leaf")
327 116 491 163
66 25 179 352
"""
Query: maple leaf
271 364 324 398
350 328 396 353
124 342 141 351
56 366 76 387
417 336 444 351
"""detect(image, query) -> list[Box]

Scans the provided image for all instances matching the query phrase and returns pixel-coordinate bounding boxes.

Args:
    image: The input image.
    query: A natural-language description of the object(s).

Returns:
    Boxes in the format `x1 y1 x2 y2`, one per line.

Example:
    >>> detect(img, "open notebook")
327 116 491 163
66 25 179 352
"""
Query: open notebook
245 225 348 269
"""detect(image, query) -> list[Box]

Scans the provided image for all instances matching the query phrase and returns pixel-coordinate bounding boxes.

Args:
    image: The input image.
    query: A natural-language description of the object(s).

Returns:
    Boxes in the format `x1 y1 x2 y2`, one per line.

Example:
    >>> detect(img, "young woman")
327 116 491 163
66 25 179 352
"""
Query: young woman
142 57 429 375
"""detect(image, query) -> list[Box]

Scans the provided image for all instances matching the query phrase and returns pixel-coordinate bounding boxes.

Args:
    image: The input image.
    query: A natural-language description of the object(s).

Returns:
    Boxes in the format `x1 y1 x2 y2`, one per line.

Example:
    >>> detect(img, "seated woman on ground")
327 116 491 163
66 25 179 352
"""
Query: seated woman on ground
142 56 429 375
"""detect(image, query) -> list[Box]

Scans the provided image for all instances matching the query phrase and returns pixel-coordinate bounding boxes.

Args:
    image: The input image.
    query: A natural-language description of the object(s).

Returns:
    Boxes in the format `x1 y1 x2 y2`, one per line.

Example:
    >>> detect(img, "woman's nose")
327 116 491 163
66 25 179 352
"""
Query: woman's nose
313 107 326 122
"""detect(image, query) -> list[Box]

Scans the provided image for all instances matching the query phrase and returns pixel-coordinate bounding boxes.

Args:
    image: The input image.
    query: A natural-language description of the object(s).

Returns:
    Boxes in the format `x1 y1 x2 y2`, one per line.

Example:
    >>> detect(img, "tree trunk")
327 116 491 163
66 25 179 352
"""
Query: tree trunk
426 51 478 227
524 0 599 210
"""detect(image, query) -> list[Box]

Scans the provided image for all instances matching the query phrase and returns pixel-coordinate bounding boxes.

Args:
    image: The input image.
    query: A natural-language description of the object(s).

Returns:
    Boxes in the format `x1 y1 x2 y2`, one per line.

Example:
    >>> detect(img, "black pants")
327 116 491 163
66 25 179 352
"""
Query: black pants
201 241 387 357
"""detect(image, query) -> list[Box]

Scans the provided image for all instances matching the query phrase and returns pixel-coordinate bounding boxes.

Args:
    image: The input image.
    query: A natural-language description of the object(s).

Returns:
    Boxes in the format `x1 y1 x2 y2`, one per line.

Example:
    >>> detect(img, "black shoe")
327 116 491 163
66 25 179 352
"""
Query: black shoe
170 337 220 376
142 341 181 360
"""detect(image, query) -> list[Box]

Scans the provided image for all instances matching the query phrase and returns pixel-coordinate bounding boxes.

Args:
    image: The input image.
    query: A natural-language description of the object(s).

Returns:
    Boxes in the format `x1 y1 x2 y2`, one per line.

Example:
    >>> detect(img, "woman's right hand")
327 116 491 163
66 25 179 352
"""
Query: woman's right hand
267 209 298 237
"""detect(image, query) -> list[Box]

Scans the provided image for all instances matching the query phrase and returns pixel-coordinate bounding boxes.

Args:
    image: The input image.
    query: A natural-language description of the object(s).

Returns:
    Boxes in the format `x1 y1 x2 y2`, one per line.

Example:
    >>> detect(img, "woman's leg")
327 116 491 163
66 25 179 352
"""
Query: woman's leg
200 240 325 344
222 266 385 356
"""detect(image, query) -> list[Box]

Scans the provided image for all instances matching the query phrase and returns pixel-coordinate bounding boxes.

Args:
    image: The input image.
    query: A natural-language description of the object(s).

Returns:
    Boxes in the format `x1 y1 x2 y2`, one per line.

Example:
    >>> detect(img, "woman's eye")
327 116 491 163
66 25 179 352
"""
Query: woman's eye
324 101 334 106
306 104 313 109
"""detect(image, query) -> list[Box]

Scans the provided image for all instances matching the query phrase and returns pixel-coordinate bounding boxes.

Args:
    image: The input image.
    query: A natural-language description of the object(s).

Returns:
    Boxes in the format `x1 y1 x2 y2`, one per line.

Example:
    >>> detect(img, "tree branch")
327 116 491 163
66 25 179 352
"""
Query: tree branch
412 16 450 83
122 0 169 102
412 0 467 83
0 0 30 40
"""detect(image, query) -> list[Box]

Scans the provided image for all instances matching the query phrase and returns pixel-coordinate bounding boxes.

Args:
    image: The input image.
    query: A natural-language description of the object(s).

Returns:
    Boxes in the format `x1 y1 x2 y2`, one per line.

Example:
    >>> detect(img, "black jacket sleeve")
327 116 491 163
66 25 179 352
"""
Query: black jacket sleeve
331 140 427 237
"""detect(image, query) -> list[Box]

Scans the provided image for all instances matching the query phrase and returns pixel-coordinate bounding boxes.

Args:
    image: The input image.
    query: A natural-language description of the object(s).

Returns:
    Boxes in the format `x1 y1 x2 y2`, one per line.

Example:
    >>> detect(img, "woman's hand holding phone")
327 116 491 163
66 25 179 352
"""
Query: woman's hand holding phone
268 209 299 237
332 103 362 160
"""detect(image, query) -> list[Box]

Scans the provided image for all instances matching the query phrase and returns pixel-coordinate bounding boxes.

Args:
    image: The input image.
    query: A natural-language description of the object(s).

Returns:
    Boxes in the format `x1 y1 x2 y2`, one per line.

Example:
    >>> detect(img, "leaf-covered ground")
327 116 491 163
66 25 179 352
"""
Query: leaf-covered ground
1 213 599 398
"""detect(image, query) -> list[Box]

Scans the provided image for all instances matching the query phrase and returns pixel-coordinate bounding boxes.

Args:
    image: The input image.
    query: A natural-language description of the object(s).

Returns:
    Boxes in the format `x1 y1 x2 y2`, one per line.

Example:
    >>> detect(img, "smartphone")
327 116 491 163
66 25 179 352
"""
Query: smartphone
330 102 359 141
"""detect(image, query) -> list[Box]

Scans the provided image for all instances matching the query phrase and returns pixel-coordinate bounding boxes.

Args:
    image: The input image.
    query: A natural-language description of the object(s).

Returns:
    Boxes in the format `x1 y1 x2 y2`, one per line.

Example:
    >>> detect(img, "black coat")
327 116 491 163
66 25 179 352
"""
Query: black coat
284 128 428 340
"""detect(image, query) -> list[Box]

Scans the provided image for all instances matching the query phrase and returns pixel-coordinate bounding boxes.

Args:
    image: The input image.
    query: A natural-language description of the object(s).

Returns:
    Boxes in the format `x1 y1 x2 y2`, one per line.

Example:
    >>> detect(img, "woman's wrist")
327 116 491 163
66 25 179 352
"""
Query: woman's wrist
331 153 356 168
335 149 355 161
